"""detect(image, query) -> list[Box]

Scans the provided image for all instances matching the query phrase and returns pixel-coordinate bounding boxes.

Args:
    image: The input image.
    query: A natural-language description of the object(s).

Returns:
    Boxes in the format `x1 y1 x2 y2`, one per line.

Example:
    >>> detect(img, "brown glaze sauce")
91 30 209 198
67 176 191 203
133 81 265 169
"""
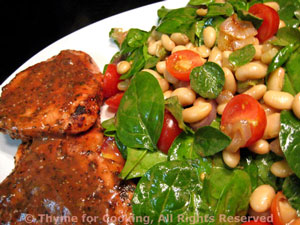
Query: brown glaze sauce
0 128 134 225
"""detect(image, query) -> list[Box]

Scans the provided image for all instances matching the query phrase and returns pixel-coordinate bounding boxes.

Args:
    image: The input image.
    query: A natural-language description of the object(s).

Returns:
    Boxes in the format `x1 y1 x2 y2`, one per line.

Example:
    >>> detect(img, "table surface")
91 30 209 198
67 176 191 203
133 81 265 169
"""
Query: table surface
1 0 162 84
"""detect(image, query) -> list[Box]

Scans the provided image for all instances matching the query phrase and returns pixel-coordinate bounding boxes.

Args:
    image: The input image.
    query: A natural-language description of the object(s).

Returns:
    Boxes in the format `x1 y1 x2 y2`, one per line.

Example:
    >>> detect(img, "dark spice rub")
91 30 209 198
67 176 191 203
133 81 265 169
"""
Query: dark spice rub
0 126 135 225
0 50 102 140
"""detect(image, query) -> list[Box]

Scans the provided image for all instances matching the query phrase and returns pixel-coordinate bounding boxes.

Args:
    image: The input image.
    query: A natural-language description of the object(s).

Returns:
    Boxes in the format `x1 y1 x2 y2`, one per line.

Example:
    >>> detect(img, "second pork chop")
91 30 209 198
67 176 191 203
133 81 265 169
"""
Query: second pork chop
0 50 102 140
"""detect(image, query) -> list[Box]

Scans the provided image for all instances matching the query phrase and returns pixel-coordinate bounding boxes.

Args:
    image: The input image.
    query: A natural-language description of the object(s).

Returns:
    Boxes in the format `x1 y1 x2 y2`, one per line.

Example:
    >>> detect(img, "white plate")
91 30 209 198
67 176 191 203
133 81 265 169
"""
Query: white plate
0 0 189 182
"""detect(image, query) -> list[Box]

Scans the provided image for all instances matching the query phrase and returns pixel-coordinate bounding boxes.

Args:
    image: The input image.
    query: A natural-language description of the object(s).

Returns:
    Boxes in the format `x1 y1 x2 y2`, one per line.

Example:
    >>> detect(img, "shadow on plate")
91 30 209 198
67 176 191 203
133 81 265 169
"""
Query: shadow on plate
1 134 21 156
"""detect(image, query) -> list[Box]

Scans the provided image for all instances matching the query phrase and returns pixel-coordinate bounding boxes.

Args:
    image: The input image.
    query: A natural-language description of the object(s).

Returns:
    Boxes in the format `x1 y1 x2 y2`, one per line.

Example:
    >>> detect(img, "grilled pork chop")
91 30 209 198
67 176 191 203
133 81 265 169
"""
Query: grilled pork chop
0 50 102 140
0 125 135 225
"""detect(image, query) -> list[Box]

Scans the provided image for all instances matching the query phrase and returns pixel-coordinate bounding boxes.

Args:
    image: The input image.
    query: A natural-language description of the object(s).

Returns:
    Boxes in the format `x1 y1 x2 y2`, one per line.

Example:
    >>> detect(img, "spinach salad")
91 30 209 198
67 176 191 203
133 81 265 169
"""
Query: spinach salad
101 0 300 224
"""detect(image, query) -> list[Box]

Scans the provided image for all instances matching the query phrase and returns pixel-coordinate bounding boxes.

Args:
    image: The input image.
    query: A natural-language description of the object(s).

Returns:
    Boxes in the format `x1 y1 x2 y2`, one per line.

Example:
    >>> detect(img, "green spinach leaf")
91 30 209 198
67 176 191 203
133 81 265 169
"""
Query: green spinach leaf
283 175 300 210
115 134 128 160
240 152 281 191
133 160 251 225
188 0 214 6
121 47 145 79
119 148 167 180
190 62 225 99
165 96 193 133
276 0 300 27
267 44 295 74
282 73 297 95
101 117 116 137
116 71 164 151
271 27 300 46
227 0 248 11
195 16 225 46
237 79 264 93
206 3 234 17
193 126 231 157
280 110 300 178
156 7 198 43
286 47 300 94
168 133 213 176
236 10 263 29
210 116 221 130
229 44 256 68
132 160 205 225
203 168 252 224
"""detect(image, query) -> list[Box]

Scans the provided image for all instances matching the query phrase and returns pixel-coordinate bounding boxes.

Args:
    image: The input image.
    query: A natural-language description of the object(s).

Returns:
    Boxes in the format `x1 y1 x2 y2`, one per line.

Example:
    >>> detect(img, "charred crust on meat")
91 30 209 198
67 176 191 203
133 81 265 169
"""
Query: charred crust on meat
74 105 86 116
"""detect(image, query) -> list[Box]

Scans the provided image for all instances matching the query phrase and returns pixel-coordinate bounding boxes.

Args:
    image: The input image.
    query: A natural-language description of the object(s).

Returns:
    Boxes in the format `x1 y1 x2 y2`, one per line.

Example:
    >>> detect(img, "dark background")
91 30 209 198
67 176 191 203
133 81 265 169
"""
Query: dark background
1 0 162 84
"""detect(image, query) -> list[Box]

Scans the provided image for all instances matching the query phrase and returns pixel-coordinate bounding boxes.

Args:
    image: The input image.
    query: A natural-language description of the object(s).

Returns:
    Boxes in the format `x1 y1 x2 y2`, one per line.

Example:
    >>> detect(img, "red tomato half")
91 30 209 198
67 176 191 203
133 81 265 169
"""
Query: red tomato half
166 50 204 81
221 94 267 147
157 110 183 154
242 221 272 225
105 92 124 112
271 191 286 225
249 3 280 43
102 64 121 99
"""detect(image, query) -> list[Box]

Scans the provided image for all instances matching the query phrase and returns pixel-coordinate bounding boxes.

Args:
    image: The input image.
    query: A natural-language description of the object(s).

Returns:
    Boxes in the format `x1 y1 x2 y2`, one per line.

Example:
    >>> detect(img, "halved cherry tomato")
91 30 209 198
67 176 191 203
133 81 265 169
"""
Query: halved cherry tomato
249 3 280 43
166 50 204 81
102 64 121 99
242 221 272 225
271 191 299 225
157 110 183 154
221 94 267 147
105 92 124 112
271 191 286 225
100 136 125 172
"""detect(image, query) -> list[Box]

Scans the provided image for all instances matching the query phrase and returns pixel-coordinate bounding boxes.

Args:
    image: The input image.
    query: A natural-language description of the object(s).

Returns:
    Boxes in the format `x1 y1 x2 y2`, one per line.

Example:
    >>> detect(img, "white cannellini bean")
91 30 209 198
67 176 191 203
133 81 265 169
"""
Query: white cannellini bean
171 45 187 54
196 8 208 16
117 79 130 91
161 34 175 52
279 20 286 29
263 90 294 110
262 43 273 53
217 103 227 115
250 185 276 213
142 69 161 79
222 149 240 168
248 139 270 155
182 104 212 123
117 61 131 74
263 113 281 139
235 61 268 81
148 40 162 56
142 69 169 92
263 2 280 11
163 90 173 99
267 67 285 91
223 67 237 94
156 61 166 74
196 45 211 58
279 200 298 224
243 84 267 100
292 93 300 119
222 51 234 70
158 78 170 92
208 46 222 66
270 138 284 157
253 45 262 60
271 160 294 178
164 69 179 84
203 26 216 48
171 87 196 106
261 48 278 64
170 33 189 45
260 103 279 116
